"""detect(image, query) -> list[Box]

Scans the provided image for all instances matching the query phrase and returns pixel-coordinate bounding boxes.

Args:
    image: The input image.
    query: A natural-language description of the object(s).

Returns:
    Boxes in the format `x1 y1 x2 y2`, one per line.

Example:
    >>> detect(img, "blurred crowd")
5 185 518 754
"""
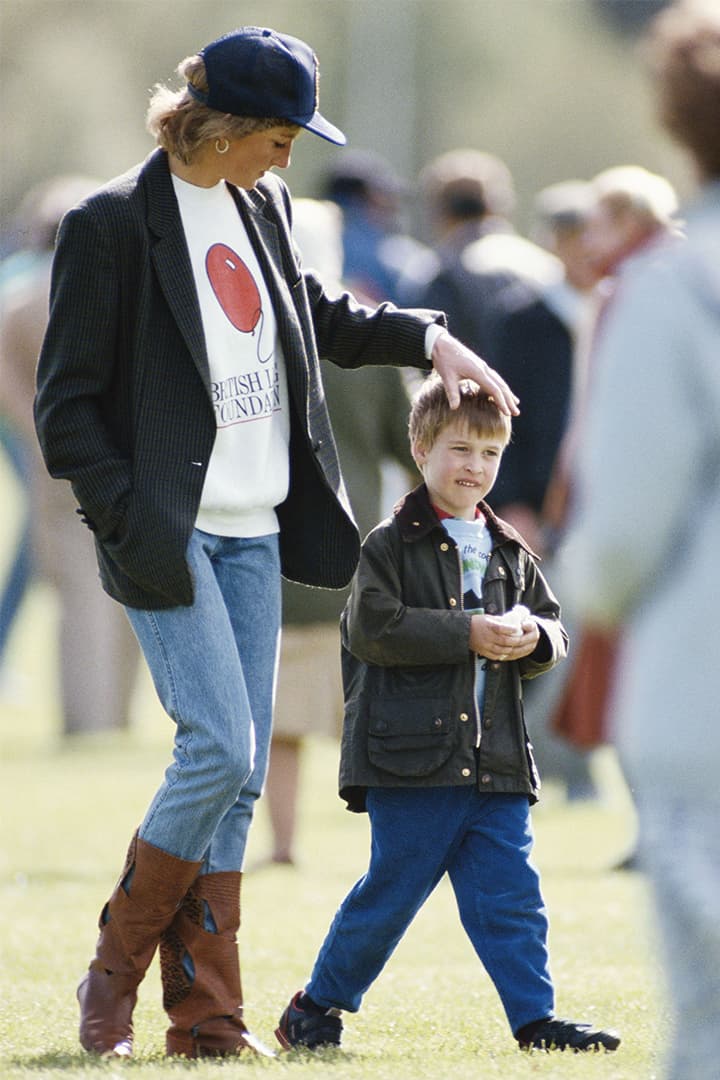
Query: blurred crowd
0 119 680 825
1 1 718 1075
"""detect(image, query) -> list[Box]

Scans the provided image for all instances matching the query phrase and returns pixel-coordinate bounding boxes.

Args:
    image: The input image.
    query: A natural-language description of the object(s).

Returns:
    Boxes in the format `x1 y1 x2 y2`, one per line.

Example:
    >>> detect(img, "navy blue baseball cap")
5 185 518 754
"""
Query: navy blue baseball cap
188 26 346 146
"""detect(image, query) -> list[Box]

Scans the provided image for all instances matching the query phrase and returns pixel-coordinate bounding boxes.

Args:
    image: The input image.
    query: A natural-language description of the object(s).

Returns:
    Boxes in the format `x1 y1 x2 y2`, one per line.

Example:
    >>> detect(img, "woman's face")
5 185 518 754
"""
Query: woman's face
221 126 299 189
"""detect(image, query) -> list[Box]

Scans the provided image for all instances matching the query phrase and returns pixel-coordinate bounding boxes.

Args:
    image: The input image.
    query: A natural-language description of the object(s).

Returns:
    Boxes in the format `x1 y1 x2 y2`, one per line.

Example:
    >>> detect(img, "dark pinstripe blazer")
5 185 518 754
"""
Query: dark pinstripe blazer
35 149 443 609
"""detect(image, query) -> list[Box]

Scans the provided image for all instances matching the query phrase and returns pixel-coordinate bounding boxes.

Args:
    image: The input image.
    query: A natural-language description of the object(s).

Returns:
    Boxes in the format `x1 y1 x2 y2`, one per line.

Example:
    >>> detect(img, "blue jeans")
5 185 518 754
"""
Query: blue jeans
306 787 554 1035
126 529 281 874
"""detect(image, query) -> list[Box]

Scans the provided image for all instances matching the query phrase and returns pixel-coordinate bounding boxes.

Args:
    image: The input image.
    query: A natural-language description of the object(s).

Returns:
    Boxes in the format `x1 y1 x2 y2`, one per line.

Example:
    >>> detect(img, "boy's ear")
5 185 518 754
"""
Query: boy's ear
411 439 427 467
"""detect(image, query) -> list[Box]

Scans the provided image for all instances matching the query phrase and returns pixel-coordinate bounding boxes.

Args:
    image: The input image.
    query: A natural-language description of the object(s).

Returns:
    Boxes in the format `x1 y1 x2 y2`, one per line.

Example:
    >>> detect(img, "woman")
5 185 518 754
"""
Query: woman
35 25 517 1060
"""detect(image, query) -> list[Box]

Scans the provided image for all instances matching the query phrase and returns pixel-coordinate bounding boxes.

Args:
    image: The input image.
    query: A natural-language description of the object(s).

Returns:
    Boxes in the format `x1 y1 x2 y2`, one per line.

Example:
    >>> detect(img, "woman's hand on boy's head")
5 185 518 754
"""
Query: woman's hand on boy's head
430 331 520 416
469 612 540 662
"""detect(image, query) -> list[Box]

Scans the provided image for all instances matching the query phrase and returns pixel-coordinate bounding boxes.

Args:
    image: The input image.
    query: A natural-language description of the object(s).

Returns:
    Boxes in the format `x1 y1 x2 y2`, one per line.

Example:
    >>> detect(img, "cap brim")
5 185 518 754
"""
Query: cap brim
299 110 347 146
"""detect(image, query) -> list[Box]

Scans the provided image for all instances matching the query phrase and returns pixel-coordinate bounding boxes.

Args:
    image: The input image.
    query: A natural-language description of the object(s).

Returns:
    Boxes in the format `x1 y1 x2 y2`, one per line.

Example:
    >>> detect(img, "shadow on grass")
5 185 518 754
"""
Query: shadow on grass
8 1047 353 1071
8 1051 144 1070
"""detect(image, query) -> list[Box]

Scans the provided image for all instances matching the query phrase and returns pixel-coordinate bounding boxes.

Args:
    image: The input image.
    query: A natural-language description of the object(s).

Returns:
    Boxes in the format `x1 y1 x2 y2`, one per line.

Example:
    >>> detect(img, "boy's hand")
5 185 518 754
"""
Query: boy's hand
469 611 540 662
431 330 520 416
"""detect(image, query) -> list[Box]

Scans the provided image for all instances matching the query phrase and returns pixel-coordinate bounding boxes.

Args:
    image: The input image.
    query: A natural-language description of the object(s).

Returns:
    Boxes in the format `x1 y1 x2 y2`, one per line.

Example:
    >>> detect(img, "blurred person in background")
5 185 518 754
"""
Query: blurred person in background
320 148 429 305
405 149 559 364
544 163 680 798
488 179 599 553
263 197 418 867
33 25 517 1062
486 180 602 802
0 175 140 733
0 188 54 696
563 4 720 1075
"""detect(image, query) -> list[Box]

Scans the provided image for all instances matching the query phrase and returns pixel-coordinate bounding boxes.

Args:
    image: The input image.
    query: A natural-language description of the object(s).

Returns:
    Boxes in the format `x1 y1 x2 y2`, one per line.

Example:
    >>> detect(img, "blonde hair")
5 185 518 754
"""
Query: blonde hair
409 371 511 451
591 165 679 229
145 54 299 165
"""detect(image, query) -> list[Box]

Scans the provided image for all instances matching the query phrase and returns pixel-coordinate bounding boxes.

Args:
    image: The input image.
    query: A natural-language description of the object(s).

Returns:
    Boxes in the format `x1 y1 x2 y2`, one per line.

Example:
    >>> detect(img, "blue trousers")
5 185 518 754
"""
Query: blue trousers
307 787 554 1035
126 528 281 874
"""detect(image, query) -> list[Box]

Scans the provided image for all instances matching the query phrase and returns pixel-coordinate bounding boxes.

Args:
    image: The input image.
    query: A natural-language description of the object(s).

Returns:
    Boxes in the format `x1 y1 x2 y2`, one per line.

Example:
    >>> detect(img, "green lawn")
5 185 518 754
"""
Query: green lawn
0 458 667 1079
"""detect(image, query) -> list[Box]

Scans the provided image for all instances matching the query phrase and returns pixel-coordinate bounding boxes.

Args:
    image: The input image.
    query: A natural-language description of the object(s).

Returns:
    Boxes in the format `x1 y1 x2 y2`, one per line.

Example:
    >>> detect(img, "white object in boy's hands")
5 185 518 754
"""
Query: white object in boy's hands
497 605 530 636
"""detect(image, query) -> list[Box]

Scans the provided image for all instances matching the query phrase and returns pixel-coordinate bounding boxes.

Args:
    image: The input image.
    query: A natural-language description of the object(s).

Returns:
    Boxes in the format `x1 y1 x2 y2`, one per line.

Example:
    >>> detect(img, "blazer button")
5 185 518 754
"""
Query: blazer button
461 768 471 778
449 597 457 607
459 712 469 722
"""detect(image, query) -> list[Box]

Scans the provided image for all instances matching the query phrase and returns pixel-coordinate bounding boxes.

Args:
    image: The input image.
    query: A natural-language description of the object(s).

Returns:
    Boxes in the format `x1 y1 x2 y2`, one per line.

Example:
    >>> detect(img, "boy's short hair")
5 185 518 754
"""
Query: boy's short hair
409 371 512 450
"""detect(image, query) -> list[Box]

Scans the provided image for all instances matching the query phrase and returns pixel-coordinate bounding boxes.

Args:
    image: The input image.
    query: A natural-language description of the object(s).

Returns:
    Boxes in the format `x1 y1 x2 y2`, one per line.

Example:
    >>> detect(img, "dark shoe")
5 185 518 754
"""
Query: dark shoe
516 1017 621 1052
275 991 343 1050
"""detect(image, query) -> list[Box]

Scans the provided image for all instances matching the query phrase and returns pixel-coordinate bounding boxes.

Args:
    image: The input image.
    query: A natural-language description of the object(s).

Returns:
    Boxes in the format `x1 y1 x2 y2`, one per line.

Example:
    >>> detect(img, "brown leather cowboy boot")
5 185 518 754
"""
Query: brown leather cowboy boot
160 871 274 1058
78 831 203 1057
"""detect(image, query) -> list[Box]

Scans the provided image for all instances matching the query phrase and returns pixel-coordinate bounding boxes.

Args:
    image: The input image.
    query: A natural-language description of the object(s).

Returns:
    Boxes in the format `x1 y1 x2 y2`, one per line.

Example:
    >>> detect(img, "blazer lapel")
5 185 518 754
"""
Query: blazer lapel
144 151 211 392
231 186 309 403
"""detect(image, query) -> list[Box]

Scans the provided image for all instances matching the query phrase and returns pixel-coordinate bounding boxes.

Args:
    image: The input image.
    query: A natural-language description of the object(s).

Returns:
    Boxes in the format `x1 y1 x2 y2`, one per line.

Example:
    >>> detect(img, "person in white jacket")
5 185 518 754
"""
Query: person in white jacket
563 5 720 1078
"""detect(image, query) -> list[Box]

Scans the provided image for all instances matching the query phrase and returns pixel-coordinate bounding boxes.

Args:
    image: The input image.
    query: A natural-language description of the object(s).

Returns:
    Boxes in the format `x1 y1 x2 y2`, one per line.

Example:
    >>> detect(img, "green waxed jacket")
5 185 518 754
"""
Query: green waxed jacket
338 483 568 812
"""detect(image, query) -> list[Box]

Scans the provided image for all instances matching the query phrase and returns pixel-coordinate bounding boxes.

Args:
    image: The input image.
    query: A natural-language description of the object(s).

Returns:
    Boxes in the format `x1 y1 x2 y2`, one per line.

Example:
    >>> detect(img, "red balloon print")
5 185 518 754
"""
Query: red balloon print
206 243 262 333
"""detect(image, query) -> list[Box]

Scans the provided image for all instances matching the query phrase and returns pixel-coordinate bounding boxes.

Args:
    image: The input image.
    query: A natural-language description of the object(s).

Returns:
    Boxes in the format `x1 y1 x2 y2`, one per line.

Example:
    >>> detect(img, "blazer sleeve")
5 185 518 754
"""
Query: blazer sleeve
259 173 446 373
305 268 446 373
34 203 133 539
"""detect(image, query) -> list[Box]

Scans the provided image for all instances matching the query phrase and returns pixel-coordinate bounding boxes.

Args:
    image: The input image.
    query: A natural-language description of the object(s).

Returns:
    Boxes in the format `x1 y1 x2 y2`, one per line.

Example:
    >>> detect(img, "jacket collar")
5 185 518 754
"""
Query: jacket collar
394 483 536 556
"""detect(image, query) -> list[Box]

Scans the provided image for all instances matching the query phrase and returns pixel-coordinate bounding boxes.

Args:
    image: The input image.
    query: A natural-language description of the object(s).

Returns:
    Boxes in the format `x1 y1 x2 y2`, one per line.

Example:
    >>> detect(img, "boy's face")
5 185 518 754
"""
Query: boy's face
412 419 505 520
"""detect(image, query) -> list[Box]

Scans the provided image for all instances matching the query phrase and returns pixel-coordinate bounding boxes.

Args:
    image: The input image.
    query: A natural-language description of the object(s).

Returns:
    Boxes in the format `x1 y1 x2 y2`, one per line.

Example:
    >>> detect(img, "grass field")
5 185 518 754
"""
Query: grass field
0 462 668 1080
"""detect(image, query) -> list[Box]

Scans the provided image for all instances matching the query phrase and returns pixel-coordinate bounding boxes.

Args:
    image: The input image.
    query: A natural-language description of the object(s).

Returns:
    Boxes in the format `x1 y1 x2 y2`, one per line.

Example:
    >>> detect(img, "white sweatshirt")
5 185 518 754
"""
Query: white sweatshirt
173 175 290 537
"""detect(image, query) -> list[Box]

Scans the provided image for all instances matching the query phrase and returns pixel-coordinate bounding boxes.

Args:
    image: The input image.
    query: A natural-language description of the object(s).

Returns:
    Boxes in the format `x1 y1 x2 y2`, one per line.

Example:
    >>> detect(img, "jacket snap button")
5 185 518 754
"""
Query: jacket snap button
459 713 469 722
498 567 506 576
449 597 457 607
434 717 443 728
481 774 492 784
461 768 471 777
440 542 449 551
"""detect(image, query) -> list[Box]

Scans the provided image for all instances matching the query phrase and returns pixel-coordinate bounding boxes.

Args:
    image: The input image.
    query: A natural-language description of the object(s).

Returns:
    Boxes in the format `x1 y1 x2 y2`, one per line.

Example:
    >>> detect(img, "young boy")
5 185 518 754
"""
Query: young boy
276 373 620 1054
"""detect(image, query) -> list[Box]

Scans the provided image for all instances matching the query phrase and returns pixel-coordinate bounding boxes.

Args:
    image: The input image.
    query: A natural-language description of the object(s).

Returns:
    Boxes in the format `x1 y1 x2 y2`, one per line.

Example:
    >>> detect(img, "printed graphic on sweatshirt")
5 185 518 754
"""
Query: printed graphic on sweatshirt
206 242 273 360
442 518 493 614
205 242 279 428
457 538 491 612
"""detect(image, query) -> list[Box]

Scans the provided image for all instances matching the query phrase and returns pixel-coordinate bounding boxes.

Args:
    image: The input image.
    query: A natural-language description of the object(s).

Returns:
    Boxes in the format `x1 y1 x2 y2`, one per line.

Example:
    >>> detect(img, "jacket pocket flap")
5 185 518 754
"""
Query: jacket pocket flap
367 699 454 777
